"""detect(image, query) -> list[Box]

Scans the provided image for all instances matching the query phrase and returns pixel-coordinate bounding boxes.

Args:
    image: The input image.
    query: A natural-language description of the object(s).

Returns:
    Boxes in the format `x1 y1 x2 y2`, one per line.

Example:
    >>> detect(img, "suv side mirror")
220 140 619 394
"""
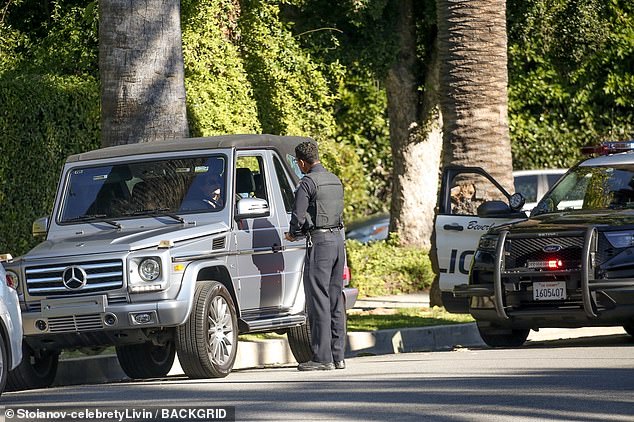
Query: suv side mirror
235 198 270 220
32 216 49 238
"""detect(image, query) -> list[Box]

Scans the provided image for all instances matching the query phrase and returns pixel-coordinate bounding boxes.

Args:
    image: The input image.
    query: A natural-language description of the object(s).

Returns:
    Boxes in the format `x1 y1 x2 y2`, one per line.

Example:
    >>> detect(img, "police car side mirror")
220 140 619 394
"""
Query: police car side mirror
235 198 270 220
509 192 526 211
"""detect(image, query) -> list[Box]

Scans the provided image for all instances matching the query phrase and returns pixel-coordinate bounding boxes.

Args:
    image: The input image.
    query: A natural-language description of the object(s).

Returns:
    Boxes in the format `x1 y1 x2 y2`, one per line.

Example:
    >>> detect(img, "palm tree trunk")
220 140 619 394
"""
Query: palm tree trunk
387 0 443 249
437 0 514 192
99 0 189 146
430 0 513 306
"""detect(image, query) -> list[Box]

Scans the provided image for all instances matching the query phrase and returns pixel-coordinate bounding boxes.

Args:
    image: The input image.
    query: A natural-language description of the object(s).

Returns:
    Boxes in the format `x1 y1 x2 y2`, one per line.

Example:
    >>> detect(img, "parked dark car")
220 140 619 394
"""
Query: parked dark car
345 213 389 243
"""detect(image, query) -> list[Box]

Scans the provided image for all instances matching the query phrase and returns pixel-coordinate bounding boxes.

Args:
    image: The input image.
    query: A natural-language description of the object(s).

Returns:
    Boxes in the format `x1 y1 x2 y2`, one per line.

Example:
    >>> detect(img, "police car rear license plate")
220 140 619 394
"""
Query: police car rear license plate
533 281 566 301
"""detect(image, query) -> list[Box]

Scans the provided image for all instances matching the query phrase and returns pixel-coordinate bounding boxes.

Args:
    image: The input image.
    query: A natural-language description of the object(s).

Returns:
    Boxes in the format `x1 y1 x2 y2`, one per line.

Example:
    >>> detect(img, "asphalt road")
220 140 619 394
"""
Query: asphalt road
2 332 633 422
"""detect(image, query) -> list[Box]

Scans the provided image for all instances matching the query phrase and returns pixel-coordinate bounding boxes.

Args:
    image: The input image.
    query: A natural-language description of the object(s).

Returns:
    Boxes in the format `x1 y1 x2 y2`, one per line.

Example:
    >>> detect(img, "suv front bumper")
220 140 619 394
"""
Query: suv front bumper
22 294 190 337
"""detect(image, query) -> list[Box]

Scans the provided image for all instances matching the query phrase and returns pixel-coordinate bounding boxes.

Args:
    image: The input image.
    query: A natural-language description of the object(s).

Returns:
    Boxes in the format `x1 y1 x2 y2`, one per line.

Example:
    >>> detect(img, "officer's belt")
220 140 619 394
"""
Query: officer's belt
310 227 341 233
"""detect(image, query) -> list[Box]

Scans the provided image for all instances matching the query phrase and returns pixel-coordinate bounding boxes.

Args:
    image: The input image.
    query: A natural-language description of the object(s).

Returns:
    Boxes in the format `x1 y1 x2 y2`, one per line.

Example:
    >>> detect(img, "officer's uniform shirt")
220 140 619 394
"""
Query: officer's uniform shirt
289 163 327 237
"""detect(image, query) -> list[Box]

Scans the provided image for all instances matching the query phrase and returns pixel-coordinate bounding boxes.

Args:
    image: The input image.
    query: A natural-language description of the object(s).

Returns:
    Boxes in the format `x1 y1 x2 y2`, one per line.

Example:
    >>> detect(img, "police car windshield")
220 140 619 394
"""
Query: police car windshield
532 164 634 216
59 155 227 224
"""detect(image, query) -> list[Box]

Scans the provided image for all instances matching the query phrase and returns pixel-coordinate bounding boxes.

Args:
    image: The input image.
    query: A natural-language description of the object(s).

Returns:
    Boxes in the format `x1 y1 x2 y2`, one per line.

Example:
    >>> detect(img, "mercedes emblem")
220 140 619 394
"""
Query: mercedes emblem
62 266 88 290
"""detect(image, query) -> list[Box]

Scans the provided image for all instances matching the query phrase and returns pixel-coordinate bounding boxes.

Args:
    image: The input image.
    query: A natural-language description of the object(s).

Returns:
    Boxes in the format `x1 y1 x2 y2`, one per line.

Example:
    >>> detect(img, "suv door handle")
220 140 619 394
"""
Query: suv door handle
443 223 464 231
272 243 283 253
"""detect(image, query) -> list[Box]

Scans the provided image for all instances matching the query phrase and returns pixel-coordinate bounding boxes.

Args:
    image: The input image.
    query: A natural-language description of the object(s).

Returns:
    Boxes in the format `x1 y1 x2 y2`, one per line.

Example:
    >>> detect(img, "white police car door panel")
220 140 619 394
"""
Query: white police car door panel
436 166 520 293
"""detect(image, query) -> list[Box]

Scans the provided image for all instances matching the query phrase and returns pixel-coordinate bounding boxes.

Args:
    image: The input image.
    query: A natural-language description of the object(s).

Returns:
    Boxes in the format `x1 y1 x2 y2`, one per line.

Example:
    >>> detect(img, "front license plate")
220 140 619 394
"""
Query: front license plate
533 281 566 301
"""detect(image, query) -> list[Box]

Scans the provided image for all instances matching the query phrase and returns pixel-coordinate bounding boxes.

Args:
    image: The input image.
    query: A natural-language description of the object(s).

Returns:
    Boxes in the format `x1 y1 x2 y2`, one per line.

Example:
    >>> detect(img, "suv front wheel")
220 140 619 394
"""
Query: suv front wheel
176 281 238 378
116 340 175 379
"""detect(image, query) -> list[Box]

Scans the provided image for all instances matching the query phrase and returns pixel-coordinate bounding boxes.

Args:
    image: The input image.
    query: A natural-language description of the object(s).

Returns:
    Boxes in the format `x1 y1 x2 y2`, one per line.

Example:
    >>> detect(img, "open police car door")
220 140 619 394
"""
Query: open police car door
435 166 526 312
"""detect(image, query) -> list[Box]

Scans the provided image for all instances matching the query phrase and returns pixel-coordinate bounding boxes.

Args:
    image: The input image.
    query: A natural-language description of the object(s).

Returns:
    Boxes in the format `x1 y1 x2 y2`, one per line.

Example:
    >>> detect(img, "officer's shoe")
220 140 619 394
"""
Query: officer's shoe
297 361 335 371
334 360 345 370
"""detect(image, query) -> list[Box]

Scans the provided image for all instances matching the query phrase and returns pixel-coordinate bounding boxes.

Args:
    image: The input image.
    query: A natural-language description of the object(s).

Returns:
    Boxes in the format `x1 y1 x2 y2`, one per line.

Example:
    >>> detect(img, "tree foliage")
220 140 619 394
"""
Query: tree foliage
0 73 100 254
1 0 633 255
181 0 261 135
508 0 634 170
0 0 371 254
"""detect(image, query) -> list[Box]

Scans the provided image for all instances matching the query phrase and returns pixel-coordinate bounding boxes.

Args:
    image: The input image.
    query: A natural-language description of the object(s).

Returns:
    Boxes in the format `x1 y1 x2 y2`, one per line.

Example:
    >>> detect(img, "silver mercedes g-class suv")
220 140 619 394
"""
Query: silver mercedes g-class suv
3 134 358 389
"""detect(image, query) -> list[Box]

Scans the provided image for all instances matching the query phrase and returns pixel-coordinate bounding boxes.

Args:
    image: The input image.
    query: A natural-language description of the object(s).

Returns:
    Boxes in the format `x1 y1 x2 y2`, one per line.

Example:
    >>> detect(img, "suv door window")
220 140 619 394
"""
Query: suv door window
273 155 295 213
236 156 268 201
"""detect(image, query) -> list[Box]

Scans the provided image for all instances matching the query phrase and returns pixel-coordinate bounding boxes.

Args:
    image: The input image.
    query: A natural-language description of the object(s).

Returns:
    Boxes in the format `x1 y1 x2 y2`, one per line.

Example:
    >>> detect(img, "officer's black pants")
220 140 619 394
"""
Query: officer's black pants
303 230 346 363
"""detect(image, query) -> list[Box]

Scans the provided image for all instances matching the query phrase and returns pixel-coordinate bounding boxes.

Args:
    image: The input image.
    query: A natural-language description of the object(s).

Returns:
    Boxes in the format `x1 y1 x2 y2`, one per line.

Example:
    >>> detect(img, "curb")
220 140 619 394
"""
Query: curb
53 323 483 387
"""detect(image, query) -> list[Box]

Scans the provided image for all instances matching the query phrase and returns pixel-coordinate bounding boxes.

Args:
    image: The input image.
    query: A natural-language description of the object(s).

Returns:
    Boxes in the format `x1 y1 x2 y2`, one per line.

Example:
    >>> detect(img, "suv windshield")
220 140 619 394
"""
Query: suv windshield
532 164 634 216
59 155 227 223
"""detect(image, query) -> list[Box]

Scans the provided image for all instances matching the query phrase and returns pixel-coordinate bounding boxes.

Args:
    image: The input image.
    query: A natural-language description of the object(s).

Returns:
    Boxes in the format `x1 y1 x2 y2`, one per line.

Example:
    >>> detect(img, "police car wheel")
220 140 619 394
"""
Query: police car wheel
176 281 238 378
476 322 529 348
7 343 59 391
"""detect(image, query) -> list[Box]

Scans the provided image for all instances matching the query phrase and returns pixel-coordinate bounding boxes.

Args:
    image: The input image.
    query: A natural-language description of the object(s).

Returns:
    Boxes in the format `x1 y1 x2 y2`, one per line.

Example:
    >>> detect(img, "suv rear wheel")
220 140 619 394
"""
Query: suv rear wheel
116 340 175 379
176 281 238 378
287 320 312 363
477 322 529 348
7 344 59 390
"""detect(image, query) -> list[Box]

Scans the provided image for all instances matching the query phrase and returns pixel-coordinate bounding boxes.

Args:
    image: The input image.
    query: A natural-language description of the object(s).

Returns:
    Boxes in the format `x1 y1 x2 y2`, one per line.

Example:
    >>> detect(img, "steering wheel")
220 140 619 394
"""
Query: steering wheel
202 198 223 209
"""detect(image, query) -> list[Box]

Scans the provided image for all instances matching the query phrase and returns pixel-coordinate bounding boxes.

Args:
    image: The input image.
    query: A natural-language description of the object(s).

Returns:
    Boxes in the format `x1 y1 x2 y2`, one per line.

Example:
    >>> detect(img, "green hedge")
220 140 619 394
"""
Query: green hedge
346 237 434 298
238 0 370 221
181 0 261 135
0 0 372 255
0 73 100 255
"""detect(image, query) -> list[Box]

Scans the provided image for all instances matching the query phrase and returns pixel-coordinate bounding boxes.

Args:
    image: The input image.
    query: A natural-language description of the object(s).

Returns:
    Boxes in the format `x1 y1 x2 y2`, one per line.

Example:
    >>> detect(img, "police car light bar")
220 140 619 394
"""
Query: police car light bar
581 141 634 156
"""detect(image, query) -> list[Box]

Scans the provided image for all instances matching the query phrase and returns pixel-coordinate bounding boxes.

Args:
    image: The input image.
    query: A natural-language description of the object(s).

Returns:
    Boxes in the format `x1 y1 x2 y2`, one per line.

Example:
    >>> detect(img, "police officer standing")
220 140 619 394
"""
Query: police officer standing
285 141 346 371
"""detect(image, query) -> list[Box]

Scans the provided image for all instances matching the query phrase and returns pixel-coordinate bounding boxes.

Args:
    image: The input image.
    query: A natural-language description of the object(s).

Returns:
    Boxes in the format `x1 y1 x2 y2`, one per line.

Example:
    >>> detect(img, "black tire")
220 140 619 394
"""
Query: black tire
623 323 634 337
7 343 59 391
287 321 312 364
116 340 175 379
0 335 8 396
477 322 529 348
176 281 238 378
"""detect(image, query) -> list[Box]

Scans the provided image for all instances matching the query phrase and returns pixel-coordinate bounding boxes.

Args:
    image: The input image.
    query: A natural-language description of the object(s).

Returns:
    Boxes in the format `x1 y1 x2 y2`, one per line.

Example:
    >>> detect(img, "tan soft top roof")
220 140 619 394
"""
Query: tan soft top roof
66 134 314 163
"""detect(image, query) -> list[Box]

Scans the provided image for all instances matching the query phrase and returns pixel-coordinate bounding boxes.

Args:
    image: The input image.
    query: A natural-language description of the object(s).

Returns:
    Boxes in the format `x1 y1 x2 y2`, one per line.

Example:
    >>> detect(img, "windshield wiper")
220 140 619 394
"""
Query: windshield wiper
65 214 122 229
127 208 185 223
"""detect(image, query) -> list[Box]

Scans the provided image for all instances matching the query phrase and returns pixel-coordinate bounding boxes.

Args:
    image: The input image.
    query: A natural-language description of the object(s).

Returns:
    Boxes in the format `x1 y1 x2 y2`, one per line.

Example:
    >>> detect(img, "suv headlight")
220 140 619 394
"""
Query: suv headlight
5 270 19 290
128 256 167 293
604 231 634 248
478 234 499 251
139 258 161 281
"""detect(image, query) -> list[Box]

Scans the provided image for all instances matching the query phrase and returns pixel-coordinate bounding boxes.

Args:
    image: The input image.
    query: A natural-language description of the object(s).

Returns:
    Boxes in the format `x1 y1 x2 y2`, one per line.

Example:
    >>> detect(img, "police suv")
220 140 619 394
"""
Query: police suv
436 142 634 347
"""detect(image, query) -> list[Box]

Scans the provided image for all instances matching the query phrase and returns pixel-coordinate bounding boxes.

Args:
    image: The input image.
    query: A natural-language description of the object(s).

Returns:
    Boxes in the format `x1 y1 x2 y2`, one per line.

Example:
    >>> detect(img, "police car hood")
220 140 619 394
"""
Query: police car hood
23 222 229 260
491 209 634 234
